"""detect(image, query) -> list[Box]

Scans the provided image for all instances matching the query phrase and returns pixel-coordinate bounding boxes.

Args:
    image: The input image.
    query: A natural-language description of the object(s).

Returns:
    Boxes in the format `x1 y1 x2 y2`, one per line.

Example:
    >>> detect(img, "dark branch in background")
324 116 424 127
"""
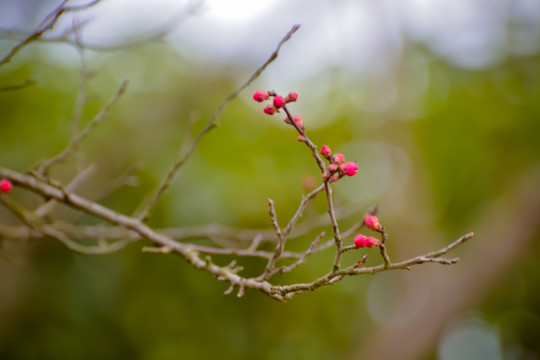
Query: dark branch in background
0 0 100 66
0 0 203 52
0 79 35 92
0 3 473 302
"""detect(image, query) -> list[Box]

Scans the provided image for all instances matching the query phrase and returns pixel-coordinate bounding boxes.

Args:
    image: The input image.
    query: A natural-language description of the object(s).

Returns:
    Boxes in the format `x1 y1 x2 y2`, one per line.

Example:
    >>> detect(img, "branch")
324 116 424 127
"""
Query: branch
0 79 36 92
0 166 474 301
0 0 101 67
136 24 301 222
36 80 129 175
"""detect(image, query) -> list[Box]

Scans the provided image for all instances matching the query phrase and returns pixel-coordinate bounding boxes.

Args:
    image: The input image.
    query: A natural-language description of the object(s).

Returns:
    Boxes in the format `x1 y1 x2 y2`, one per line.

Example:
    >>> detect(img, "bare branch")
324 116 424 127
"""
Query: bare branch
272 232 324 276
34 164 96 217
258 199 287 280
36 80 129 175
0 0 101 67
136 24 301 222
0 167 473 301
0 79 36 92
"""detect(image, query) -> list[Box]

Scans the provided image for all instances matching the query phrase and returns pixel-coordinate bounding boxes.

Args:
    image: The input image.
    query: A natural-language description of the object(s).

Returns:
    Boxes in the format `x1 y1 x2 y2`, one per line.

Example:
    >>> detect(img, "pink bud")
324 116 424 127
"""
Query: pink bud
354 234 367 248
354 234 380 248
253 90 270 102
364 215 381 231
334 153 345 164
330 175 339 183
366 236 380 248
263 105 277 115
292 116 303 127
341 162 358 176
0 179 12 193
297 135 306 142
321 145 332 158
285 92 298 103
328 164 338 172
322 173 329 181
273 96 285 108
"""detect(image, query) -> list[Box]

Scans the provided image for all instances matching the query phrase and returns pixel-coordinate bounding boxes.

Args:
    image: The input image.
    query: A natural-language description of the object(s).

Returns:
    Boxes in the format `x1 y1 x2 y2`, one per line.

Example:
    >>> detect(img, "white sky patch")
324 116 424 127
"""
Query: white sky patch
202 0 278 24
2 0 539 77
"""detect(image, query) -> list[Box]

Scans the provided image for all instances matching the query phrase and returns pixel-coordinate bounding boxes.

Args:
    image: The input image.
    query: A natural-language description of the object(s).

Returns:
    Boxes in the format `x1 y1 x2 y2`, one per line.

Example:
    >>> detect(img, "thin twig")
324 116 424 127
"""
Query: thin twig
0 0 101 67
70 20 92 142
34 164 96 217
136 24 301 222
272 232 324 276
0 79 35 92
282 184 325 238
258 199 286 280
279 102 345 271
37 80 129 175
92 163 140 200
0 166 473 302
378 228 391 267
0 0 202 52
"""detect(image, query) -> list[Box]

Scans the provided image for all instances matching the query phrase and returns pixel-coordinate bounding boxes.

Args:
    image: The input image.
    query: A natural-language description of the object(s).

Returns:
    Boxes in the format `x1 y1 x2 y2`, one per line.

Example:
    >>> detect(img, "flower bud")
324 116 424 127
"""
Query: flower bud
321 145 332 159
334 153 345 164
273 96 285 108
253 90 270 102
354 234 380 248
285 92 298 103
263 105 277 115
364 215 382 231
328 164 338 172
341 162 358 176
0 179 12 193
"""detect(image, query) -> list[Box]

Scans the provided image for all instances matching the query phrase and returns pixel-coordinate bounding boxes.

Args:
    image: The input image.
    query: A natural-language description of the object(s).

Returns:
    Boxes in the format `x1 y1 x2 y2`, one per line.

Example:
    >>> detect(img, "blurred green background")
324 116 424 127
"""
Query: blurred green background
1 1 540 359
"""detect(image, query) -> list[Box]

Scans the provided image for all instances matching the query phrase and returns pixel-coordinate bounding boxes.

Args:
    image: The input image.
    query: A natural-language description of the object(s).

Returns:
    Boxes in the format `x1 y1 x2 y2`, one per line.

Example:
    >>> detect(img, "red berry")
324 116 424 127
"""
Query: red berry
285 92 298 103
253 90 270 102
273 96 285 108
0 179 12 193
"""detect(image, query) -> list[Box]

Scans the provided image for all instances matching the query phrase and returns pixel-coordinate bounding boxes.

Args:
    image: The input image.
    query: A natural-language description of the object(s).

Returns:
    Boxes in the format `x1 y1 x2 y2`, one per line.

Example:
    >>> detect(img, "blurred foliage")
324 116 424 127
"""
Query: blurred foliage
1 23 540 360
